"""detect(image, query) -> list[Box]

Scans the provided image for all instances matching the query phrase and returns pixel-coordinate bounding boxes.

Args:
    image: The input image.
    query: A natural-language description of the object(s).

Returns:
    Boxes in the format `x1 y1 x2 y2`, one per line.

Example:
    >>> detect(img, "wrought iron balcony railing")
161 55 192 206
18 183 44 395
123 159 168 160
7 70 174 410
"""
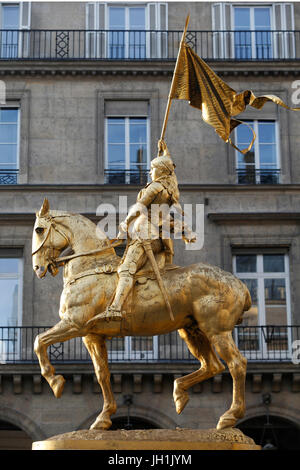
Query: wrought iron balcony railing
104 169 149 185
0 169 18 184
237 169 280 185
0 29 298 61
0 325 298 364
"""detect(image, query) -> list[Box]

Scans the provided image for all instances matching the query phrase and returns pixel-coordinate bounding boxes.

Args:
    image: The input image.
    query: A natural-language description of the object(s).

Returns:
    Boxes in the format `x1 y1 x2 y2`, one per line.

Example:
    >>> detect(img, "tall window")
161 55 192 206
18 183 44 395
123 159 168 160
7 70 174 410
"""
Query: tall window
0 254 23 362
235 120 279 184
108 5 146 59
1 3 19 58
86 2 168 59
234 6 272 59
233 253 291 359
212 3 295 60
0 107 19 184
105 116 149 184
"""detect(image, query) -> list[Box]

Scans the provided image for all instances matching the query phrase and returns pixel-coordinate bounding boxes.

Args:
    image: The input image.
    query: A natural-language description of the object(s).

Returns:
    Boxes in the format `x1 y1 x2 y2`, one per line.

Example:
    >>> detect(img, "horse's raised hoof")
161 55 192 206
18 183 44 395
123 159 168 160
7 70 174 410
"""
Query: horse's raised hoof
174 390 189 415
50 375 66 398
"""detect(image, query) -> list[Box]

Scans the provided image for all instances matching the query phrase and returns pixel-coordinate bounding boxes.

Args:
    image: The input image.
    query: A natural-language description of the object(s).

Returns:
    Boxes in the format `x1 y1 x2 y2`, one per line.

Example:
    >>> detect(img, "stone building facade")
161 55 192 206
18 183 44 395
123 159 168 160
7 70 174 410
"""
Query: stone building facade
0 0 299 450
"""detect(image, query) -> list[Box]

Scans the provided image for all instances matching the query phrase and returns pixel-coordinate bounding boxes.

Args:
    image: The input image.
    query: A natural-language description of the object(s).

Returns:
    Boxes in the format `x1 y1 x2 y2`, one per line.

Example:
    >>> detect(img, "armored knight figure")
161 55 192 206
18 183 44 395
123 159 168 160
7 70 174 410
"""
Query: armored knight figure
98 141 196 321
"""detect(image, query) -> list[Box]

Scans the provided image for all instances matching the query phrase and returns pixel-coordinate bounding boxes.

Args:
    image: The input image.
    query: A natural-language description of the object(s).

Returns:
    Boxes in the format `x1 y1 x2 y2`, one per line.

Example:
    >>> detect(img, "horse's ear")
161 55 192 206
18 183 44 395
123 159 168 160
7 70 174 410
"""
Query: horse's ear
39 198 50 217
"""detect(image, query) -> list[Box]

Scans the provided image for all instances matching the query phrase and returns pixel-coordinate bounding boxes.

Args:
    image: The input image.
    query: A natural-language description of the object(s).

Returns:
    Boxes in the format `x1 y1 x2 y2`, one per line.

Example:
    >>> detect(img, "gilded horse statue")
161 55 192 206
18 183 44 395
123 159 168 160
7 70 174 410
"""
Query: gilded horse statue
32 198 251 431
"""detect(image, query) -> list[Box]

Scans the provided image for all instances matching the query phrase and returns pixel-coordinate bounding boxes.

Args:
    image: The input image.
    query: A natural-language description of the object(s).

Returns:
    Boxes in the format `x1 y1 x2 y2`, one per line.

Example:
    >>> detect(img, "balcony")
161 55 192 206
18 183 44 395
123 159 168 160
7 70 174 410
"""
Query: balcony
104 169 149 185
0 325 298 364
237 168 280 185
0 169 18 184
0 29 298 61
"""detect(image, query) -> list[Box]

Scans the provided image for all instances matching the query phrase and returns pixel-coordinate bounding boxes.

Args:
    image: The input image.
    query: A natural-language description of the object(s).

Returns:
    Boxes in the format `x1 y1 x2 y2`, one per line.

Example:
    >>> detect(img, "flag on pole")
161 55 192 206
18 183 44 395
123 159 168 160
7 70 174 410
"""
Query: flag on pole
170 42 300 154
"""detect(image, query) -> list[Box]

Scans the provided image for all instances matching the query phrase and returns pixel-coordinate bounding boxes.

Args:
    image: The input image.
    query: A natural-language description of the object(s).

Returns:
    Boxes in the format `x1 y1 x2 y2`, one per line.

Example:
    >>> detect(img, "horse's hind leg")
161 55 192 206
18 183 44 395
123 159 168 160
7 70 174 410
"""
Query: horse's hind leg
83 334 116 430
210 331 247 430
173 327 225 415
34 320 83 398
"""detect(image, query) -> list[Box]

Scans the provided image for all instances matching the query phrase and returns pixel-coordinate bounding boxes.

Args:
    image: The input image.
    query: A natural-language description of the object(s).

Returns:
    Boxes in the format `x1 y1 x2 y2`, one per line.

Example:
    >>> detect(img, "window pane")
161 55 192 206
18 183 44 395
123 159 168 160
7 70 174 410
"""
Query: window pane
0 144 17 164
0 258 19 274
2 6 19 29
0 279 19 325
0 124 17 143
107 144 125 167
130 144 147 166
265 279 287 342
265 278 286 302
238 151 255 166
129 119 147 143
234 8 250 29
258 122 275 143
129 8 145 29
240 278 259 324
259 144 277 166
109 8 125 29
107 121 125 144
254 8 271 29
263 254 285 273
236 122 253 144
236 255 257 273
0 109 18 123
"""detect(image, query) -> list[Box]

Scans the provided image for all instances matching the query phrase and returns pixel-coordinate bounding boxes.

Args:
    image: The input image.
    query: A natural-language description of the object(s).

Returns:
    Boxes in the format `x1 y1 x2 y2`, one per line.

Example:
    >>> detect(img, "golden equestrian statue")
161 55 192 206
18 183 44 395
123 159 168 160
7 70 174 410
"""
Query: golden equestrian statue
32 197 251 431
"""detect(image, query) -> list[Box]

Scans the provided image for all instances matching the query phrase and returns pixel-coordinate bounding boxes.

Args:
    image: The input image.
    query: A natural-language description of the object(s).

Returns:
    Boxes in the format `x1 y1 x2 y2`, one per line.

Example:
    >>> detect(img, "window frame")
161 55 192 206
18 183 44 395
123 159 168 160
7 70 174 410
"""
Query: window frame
0 254 23 363
0 105 20 184
233 252 292 359
86 2 168 59
232 4 274 60
105 115 150 184
235 119 280 184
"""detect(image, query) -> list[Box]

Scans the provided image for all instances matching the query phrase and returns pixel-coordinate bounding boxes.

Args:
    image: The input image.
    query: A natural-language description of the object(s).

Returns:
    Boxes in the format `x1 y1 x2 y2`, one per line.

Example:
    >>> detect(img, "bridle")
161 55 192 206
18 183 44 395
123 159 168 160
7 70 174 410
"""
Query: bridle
32 214 122 271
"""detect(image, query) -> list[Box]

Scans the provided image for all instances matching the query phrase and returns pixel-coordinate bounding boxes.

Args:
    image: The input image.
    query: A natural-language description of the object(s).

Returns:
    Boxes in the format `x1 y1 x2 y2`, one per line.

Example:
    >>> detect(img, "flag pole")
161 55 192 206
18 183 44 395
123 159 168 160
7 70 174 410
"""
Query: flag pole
158 14 190 154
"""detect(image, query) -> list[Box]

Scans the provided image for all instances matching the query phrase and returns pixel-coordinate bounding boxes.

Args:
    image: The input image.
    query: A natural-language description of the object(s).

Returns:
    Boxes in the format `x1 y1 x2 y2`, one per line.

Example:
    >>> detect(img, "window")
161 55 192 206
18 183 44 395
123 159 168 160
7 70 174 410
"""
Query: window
86 2 168 59
233 253 292 359
0 107 19 184
105 106 149 184
108 5 146 59
0 253 23 362
1 3 19 58
235 120 280 184
234 6 272 59
0 2 31 59
212 3 295 60
108 336 158 361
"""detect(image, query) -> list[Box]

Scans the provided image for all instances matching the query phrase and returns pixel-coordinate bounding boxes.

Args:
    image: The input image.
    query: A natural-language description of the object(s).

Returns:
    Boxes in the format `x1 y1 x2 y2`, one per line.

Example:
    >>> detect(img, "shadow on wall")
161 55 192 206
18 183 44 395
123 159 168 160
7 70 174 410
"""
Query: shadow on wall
237 415 300 450
0 420 33 450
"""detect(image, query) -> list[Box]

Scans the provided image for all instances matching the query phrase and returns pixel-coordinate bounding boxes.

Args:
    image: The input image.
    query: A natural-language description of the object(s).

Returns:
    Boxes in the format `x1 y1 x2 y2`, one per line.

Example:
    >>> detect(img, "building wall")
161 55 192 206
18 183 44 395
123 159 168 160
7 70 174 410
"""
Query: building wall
0 1 299 449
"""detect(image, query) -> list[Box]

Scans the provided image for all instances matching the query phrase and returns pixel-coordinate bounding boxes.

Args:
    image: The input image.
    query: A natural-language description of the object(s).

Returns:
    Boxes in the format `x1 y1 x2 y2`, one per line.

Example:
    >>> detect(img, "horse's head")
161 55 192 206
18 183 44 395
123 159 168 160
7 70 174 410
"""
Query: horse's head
32 198 70 278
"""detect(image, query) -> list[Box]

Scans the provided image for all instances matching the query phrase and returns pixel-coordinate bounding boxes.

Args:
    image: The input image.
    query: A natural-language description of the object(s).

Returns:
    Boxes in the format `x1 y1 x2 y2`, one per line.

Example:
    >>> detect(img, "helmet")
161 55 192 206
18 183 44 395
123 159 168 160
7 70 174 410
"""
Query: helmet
151 155 175 175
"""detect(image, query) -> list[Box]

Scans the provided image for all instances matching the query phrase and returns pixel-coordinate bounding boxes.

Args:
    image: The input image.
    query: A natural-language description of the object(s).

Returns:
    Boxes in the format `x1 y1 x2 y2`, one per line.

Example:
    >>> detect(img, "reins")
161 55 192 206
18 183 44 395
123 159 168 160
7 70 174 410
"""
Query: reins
54 239 123 266
32 213 123 267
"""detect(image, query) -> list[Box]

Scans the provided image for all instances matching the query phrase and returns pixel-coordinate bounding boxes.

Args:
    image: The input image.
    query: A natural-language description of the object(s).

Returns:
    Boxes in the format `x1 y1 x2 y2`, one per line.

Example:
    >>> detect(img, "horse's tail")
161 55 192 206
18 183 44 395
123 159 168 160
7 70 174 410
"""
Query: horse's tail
236 283 252 325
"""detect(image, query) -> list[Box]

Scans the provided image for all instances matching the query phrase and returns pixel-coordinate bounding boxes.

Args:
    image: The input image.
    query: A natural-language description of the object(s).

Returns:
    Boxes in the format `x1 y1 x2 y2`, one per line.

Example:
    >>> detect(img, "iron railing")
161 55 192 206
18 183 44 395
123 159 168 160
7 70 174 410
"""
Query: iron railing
104 169 149 185
0 29 298 61
0 169 18 184
0 325 299 364
237 169 281 185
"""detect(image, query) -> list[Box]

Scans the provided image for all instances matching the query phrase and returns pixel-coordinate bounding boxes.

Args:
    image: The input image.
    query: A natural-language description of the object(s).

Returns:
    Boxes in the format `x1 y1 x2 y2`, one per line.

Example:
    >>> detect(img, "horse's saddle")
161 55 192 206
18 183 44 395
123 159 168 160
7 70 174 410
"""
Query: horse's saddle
65 250 178 287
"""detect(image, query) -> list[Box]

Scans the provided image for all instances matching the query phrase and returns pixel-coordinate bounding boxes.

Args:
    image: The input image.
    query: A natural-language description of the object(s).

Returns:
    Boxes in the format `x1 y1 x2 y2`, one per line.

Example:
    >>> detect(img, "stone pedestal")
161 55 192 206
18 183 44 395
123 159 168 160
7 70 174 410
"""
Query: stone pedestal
32 428 261 450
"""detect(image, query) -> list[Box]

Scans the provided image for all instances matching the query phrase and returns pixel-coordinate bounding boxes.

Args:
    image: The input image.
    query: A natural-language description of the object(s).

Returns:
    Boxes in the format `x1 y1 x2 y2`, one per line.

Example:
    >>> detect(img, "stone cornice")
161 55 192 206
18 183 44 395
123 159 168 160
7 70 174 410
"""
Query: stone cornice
1 59 300 77
208 212 300 223
1 183 300 192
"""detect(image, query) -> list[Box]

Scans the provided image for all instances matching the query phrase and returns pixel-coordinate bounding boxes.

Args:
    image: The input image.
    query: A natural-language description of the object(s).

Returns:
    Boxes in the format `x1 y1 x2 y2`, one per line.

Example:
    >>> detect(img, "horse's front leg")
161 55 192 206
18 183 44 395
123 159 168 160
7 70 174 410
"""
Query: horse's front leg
34 320 84 398
83 334 116 430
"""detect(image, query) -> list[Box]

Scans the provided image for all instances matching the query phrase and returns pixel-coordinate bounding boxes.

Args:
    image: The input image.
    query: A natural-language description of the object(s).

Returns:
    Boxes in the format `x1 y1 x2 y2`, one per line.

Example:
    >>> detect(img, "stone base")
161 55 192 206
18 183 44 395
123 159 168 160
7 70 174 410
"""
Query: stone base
32 428 261 450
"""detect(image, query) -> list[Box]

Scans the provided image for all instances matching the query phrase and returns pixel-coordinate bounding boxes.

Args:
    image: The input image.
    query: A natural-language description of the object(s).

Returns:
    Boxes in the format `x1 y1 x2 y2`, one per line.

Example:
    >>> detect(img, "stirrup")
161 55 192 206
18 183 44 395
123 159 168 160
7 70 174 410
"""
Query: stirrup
97 306 123 322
